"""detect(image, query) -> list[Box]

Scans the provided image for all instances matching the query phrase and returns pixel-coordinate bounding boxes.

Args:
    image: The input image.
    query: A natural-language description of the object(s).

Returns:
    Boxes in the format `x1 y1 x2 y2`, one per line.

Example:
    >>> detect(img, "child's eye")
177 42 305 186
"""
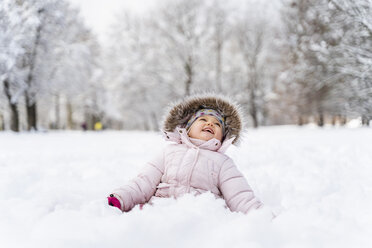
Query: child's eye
215 123 221 127
199 118 207 121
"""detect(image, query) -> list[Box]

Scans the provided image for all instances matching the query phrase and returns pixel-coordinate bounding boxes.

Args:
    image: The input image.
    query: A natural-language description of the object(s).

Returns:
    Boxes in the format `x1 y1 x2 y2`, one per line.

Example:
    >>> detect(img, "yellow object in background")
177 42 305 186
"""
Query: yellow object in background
94 122 103 131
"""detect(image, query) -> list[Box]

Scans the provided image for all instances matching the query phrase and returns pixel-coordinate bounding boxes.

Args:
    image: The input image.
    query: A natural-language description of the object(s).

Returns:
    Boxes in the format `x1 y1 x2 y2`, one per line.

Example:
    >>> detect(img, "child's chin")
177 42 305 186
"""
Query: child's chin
199 133 214 141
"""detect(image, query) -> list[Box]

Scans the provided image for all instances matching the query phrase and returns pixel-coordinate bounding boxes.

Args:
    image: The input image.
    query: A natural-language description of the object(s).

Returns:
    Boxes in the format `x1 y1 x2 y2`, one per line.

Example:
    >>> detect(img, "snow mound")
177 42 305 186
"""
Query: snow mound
0 127 371 247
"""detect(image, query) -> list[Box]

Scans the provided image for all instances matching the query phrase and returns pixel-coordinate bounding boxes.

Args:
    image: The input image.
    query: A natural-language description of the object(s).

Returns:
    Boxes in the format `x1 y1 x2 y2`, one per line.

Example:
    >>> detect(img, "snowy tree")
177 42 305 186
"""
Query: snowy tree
327 0 372 125
0 0 40 131
276 0 372 126
277 0 346 126
21 0 81 130
206 0 228 91
228 1 281 127
35 5 102 130
103 12 173 130
0 0 101 131
152 0 212 96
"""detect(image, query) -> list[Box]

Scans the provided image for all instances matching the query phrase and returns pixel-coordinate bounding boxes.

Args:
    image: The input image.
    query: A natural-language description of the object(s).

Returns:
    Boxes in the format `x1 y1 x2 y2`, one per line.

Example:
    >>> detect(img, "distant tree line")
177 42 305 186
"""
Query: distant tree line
1 0 371 132
276 0 372 126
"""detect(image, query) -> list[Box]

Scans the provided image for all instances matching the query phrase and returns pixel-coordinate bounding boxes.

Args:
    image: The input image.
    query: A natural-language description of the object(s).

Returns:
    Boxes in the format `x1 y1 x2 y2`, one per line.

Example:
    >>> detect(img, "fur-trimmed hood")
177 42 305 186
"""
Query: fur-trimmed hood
162 94 244 144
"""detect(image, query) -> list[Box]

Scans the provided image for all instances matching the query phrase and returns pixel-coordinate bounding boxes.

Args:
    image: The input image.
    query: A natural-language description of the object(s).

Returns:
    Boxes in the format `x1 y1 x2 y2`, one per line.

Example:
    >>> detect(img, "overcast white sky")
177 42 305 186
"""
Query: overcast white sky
67 0 156 42
67 0 280 44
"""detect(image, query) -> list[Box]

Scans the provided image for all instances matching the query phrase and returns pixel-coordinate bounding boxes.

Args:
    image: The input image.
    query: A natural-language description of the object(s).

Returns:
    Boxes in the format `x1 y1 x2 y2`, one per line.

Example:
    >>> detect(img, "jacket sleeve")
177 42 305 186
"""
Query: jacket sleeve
110 149 165 212
218 158 263 214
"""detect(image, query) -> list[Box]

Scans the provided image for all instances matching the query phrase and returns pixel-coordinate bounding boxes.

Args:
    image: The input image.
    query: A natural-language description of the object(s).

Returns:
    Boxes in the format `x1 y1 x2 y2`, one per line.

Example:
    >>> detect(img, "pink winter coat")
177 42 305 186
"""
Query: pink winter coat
111 127 262 214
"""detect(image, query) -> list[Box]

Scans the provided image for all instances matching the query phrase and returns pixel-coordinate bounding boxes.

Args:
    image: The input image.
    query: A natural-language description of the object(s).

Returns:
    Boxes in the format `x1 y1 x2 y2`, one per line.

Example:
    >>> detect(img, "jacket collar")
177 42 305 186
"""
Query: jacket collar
163 127 235 153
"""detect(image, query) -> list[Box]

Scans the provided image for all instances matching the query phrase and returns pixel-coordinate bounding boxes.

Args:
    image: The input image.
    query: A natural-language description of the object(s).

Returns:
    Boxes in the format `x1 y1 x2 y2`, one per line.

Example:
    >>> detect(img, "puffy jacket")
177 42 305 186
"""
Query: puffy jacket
110 127 262 214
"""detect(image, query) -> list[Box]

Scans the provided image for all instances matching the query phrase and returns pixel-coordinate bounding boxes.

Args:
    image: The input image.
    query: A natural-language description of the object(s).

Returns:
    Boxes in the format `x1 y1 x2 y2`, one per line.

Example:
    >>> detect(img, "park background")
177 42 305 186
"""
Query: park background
1 0 371 131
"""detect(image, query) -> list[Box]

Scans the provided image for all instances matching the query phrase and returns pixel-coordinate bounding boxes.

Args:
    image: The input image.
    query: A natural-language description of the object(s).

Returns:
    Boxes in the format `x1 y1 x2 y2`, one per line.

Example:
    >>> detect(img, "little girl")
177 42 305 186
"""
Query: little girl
108 94 263 214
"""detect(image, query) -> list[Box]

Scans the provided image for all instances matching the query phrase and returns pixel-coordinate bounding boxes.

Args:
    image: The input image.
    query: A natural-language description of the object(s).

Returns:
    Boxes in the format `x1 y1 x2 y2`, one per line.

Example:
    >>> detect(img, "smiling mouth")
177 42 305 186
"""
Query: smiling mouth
202 127 214 134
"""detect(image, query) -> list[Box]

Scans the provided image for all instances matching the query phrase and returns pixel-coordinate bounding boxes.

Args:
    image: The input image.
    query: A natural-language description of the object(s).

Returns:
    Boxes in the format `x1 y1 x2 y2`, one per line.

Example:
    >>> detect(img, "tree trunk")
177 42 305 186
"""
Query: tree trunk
66 101 73 129
215 39 223 91
143 119 150 131
361 116 370 126
340 116 347 126
25 94 37 131
261 104 269 126
3 80 20 132
54 94 60 129
298 116 304 126
331 116 337 126
0 113 3 131
184 57 193 96
251 109 258 128
317 112 324 127
249 90 259 128
248 77 259 128
24 9 43 132
10 104 19 132
151 112 159 131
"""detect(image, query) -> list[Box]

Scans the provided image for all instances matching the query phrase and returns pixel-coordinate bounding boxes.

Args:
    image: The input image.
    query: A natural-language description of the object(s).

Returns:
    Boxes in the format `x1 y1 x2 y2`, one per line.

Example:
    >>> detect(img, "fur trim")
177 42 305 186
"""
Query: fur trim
162 94 244 144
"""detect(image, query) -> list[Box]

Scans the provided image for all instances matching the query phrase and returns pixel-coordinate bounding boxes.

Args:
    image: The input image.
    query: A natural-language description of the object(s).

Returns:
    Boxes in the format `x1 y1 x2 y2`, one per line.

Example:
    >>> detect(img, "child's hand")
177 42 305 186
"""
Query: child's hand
107 194 121 210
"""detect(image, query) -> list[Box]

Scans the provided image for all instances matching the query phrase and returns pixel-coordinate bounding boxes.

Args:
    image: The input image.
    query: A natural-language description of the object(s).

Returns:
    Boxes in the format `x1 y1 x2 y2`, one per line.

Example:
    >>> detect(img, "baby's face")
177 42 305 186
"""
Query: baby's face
188 115 223 142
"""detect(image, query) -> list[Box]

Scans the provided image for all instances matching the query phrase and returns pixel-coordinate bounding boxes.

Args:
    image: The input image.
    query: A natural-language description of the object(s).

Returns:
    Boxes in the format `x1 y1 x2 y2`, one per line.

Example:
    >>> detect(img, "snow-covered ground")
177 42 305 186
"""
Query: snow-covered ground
0 126 371 248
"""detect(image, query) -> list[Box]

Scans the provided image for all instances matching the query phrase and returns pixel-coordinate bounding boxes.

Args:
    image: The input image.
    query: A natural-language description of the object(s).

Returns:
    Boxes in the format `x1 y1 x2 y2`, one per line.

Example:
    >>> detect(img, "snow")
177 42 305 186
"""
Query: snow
0 127 371 247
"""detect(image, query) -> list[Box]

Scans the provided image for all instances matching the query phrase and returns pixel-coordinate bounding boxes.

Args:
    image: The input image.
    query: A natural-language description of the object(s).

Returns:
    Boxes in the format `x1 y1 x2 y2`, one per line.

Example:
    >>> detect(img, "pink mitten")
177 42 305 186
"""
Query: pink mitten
107 194 121 210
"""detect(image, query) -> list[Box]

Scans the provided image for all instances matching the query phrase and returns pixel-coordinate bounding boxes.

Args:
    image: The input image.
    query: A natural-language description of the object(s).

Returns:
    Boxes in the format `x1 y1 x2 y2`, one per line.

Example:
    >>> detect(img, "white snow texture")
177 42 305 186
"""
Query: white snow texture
0 126 371 248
